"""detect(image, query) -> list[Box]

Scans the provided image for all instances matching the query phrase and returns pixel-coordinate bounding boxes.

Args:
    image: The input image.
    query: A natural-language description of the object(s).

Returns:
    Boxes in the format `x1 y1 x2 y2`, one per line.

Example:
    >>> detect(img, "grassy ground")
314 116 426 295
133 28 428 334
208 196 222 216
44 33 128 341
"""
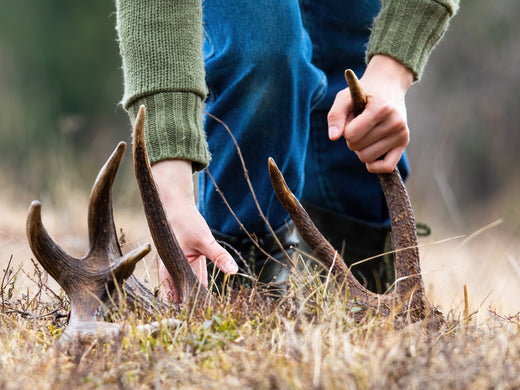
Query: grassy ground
2 169 520 389
1 256 520 390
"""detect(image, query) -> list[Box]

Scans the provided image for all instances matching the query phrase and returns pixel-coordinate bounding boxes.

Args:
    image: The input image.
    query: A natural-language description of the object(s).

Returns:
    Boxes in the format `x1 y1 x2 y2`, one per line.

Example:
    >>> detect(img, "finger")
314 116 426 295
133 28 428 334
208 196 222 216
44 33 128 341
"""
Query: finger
347 110 407 152
343 98 387 146
159 255 210 301
206 240 238 275
354 130 408 163
159 262 180 302
327 89 351 140
365 147 404 173
189 255 208 288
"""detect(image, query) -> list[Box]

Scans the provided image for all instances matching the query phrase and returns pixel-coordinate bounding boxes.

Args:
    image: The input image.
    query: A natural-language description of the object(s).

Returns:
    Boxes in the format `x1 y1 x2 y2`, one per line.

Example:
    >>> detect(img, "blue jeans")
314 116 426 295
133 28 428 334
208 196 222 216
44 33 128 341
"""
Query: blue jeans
199 0 409 236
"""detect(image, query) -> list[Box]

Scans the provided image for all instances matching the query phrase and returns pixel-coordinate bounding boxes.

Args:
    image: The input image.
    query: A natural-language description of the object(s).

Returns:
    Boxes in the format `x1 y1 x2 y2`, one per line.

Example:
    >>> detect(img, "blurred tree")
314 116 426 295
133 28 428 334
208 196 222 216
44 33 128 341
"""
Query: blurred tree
1 0 519 229
0 1 126 192
407 0 520 229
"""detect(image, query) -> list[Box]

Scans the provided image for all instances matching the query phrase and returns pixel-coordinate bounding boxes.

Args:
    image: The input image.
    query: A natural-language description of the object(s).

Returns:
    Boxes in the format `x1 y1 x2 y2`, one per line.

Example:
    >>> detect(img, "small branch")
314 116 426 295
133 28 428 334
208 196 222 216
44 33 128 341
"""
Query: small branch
205 112 295 268
1 255 14 313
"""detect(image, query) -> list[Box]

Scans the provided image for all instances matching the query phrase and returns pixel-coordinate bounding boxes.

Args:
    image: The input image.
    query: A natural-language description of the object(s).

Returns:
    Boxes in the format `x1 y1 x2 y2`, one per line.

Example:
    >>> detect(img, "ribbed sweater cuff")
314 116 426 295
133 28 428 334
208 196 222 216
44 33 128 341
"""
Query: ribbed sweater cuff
367 0 456 80
127 92 211 171
116 0 207 108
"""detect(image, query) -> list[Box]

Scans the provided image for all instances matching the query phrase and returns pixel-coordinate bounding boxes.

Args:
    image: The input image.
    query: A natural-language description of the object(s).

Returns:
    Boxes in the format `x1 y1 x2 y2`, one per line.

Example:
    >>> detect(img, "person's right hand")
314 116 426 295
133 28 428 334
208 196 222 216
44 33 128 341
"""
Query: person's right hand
151 159 238 302
327 55 413 173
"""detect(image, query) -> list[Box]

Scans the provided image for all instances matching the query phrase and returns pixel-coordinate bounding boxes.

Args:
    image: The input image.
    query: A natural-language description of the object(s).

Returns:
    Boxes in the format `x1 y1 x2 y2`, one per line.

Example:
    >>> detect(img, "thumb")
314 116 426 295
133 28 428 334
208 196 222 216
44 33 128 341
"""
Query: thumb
327 89 352 141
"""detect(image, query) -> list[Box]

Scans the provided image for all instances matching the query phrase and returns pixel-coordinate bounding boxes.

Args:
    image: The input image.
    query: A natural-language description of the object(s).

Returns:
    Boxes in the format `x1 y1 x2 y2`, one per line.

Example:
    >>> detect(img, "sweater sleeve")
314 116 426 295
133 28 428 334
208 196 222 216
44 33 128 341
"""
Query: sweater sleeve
367 0 460 80
115 0 210 170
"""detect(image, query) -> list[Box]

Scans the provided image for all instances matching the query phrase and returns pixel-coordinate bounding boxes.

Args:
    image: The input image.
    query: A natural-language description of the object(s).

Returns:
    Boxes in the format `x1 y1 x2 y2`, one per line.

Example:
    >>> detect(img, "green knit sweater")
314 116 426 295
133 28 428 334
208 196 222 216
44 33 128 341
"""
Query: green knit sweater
115 0 459 170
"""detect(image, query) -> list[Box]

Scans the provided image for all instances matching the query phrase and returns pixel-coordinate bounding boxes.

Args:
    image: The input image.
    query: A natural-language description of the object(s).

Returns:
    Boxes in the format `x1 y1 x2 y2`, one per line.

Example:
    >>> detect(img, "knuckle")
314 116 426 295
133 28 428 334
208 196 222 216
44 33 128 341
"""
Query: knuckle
382 164 394 173
335 89 348 99
343 127 354 141
346 136 358 150
377 102 393 118
398 125 410 144
393 116 405 129
402 130 410 145
356 150 370 163
327 110 339 123
366 164 376 173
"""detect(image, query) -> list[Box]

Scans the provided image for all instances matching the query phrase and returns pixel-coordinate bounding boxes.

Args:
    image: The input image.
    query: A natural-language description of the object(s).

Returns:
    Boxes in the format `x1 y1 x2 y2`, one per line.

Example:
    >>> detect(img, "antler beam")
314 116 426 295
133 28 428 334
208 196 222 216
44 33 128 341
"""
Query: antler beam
132 107 210 304
269 70 445 327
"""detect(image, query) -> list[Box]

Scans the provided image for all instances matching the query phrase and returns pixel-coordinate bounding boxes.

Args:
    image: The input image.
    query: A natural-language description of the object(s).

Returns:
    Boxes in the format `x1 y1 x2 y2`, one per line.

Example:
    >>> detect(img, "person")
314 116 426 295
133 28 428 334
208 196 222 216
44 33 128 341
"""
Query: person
115 0 459 298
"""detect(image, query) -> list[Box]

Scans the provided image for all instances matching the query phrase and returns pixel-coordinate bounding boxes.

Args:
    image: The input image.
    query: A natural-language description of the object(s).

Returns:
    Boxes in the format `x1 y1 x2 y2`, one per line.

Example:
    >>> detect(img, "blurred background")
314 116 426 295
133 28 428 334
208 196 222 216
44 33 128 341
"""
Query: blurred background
1 0 520 316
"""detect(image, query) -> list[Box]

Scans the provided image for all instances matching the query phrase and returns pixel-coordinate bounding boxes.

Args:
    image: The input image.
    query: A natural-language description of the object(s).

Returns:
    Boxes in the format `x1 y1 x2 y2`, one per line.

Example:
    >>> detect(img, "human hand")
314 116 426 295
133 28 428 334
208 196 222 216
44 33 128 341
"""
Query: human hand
327 55 414 173
151 159 238 302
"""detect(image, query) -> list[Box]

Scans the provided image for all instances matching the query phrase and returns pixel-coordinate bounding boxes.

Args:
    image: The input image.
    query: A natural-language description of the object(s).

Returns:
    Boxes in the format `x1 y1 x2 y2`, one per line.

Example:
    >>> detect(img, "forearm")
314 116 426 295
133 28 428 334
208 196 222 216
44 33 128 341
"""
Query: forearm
367 0 460 80
115 0 210 170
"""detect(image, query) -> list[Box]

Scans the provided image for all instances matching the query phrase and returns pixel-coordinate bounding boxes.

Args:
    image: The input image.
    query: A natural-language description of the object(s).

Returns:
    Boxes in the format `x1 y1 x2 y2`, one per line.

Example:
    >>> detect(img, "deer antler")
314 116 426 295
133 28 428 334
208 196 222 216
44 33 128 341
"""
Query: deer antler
26 142 164 353
26 107 210 354
132 106 210 304
269 70 445 327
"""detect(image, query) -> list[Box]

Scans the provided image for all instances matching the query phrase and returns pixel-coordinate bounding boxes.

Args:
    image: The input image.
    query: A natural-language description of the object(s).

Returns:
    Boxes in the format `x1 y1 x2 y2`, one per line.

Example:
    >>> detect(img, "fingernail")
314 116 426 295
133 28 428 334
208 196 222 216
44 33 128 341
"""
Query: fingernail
223 260 238 274
328 125 339 139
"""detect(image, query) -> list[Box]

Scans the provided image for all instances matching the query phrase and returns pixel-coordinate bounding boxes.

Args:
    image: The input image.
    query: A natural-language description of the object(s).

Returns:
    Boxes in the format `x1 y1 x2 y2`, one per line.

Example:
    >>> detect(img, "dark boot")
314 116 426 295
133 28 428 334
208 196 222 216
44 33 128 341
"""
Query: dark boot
207 221 299 296
301 202 394 293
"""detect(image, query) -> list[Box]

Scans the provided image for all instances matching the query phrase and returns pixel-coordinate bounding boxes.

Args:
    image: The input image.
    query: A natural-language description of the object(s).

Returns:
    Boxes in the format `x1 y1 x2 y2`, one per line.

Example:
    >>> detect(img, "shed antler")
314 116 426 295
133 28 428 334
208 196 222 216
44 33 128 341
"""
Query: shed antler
26 106 208 353
269 70 445 327
27 142 160 351
132 106 210 304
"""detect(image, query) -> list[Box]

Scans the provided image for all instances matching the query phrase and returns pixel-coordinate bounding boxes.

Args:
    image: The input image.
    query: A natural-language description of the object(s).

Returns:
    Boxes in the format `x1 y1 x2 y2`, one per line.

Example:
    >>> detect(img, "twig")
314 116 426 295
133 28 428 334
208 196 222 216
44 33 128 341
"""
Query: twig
204 112 295 269
1 255 14 313
204 169 271 276
463 284 469 324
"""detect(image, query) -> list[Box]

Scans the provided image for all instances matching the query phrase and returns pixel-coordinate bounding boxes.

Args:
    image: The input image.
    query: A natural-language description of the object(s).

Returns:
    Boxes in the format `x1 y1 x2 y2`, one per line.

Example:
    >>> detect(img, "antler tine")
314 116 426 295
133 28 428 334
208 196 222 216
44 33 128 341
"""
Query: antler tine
88 141 126 258
268 159 349 280
132 105 210 304
345 69 367 117
27 201 78 288
268 158 393 315
88 142 168 313
85 140 166 314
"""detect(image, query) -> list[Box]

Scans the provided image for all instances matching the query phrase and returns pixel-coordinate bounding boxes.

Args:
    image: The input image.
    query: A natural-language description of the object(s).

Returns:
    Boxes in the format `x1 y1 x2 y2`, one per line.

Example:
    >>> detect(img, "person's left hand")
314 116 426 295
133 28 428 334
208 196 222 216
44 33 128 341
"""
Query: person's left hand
151 159 238 302
327 54 414 173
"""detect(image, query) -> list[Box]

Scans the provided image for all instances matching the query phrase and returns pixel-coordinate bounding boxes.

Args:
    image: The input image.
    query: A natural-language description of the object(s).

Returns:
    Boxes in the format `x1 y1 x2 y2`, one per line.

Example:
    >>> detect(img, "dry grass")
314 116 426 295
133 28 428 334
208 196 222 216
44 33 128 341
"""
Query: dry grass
2 169 520 389
1 252 520 390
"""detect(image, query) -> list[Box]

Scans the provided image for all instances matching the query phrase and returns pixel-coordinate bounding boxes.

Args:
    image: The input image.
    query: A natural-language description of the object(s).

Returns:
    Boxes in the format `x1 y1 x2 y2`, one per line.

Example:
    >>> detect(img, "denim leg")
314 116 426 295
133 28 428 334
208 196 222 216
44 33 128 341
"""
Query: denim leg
299 0 410 225
199 0 326 235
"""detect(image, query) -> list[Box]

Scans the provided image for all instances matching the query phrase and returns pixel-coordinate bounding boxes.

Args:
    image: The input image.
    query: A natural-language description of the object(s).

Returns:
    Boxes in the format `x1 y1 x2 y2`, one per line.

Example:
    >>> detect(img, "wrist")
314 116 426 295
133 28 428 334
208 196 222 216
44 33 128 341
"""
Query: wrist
365 55 414 93
151 159 196 206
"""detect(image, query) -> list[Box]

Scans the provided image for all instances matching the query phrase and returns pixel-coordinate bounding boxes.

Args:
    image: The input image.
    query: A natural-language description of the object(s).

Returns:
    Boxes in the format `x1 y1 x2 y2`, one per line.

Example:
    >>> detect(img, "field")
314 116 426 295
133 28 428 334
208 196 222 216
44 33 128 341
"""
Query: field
2 2 520 387
2 161 520 390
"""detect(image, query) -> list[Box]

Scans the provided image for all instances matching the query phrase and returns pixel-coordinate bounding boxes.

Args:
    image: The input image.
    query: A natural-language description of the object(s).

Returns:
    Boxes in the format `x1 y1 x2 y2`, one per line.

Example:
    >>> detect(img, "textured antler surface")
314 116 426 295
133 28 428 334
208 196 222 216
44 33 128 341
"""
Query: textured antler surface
269 70 445 327
26 106 213 356
26 142 164 352
132 106 210 304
